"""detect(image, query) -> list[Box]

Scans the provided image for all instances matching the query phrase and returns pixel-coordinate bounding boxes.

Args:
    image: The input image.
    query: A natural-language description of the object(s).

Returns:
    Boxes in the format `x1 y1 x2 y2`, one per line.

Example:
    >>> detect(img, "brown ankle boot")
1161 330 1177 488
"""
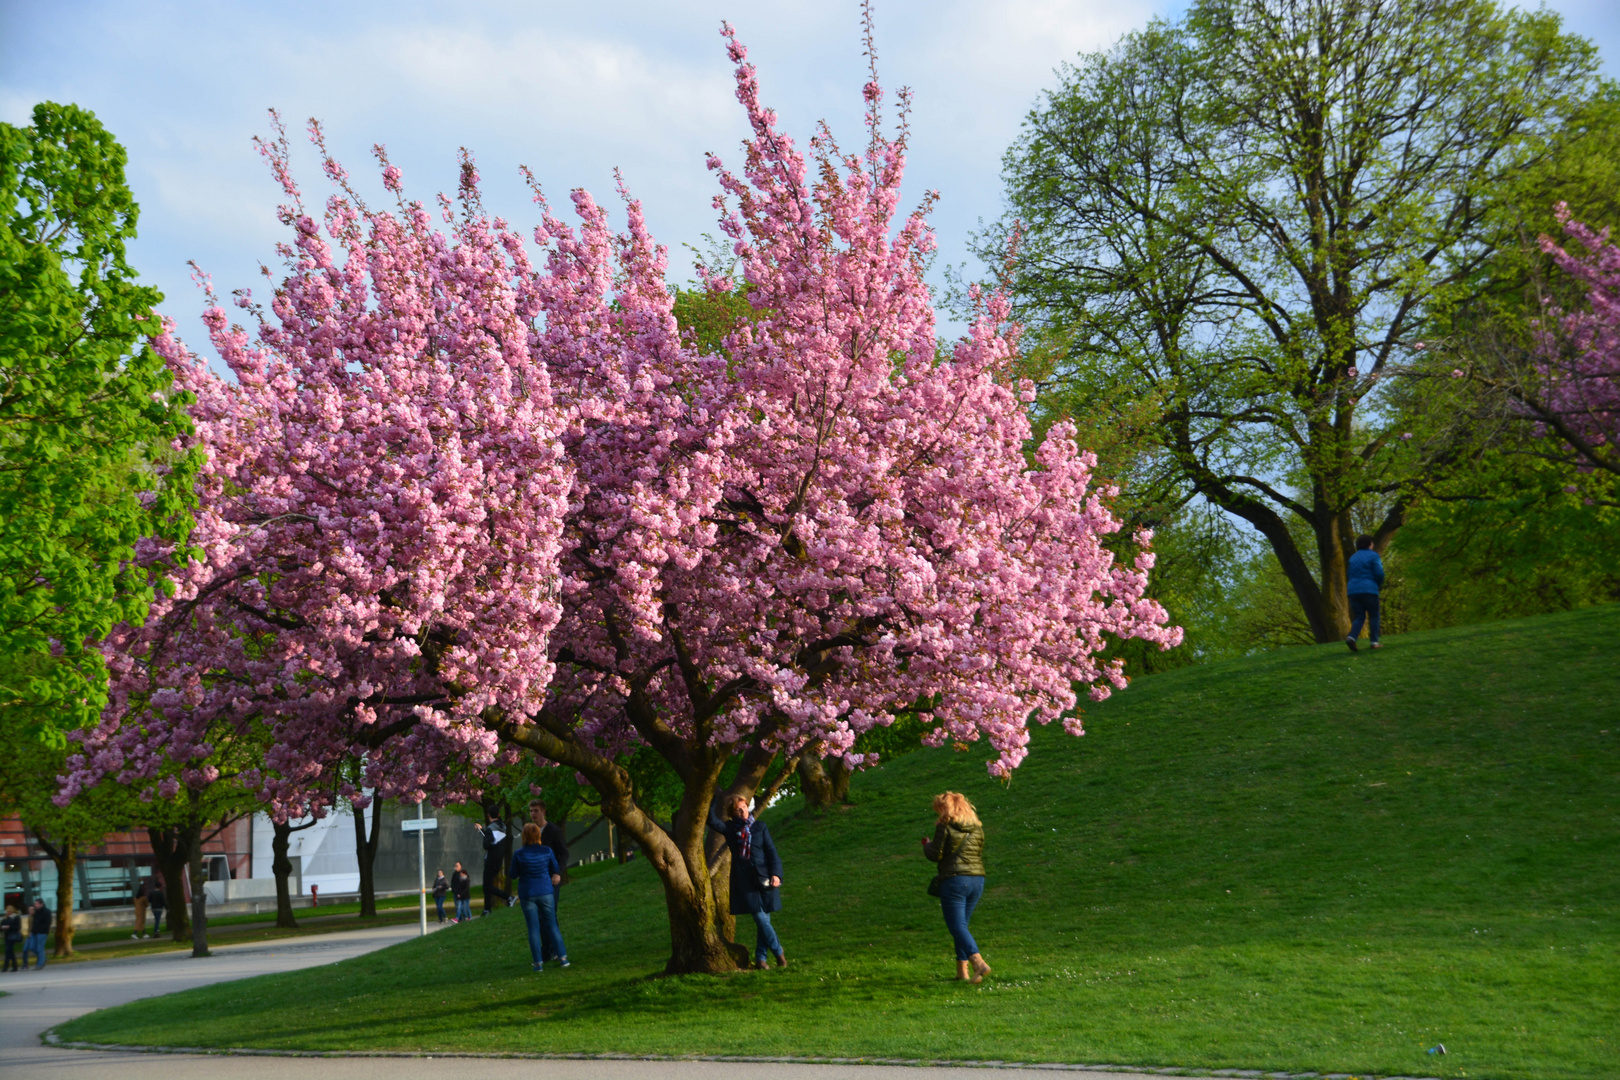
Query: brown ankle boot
956 960 971 981
969 953 990 983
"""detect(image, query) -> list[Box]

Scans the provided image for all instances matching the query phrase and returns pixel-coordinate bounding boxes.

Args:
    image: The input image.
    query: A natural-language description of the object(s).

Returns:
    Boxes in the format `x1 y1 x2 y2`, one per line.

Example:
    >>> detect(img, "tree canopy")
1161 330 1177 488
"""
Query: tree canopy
996 0 1602 642
0 103 197 736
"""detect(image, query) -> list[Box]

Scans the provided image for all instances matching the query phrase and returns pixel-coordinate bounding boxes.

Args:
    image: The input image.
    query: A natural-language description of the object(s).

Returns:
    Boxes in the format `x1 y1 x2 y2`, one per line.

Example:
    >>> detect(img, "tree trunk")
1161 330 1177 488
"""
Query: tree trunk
187 824 210 957
497 718 745 974
147 826 191 942
271 819 300 929
51 838 76 957
1314 508 1353 642
354 799 382 918
798 755 838 809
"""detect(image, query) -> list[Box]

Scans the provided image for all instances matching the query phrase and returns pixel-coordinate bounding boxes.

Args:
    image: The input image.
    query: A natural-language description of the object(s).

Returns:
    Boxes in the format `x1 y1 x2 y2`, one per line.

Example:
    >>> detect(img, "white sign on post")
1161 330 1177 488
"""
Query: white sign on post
401 818 439 832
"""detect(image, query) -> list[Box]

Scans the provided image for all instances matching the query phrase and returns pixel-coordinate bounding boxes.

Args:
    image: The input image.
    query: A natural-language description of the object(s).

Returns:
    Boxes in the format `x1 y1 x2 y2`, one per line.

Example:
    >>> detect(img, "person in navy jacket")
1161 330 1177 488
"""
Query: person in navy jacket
708 794 786 969
1345 534 1386 651
508 823 567 971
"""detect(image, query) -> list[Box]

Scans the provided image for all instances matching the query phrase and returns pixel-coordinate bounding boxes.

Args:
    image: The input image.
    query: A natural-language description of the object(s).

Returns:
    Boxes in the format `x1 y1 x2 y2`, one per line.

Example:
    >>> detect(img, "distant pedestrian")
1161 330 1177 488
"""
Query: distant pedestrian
528 800 570 909
922 791 990 983
708 794 785 970
132 878 149 939
509 822 567 972
149 881 167 936
480 819 513 915
450 861 472 922
432 870 450 924
2 904 21 971
22 899 51 970
1345 534 1385 652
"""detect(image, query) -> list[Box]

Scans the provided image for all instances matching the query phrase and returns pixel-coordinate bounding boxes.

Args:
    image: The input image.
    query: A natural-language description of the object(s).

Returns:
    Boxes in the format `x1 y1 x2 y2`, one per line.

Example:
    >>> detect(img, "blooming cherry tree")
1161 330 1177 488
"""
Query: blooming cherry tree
489 26 1180 971
71 26 1179 975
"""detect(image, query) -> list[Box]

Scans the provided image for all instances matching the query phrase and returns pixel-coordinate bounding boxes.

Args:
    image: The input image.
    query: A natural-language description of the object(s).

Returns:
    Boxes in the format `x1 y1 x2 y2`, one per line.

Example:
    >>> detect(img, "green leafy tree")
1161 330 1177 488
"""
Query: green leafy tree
996 0 1601 644
0 682 142 956
0 102 197 736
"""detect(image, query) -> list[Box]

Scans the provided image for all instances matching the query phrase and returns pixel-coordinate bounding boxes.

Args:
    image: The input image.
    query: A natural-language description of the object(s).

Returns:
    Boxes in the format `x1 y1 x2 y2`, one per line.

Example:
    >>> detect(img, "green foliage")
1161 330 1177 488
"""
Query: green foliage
57 605 1620 1079
1392 449 1620 628
995 0 1602 642
0 102 198 736
670 286 754 358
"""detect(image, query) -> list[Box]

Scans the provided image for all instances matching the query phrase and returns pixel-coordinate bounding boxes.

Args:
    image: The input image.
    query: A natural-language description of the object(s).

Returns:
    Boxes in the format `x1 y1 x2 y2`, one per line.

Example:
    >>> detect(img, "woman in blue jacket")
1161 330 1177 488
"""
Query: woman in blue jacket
509 823 567 971
1345 534 1386 651
708 794 786 969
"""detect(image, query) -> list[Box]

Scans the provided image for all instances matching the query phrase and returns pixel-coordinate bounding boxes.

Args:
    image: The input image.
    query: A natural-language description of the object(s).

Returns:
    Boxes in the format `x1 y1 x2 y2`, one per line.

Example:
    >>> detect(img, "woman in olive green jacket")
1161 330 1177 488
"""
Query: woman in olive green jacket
921 791 990 982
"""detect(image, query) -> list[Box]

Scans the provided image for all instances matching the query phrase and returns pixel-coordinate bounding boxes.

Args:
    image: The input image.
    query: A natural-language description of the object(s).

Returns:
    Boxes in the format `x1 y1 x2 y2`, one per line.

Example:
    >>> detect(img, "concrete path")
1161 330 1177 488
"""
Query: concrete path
1 923 1173 1079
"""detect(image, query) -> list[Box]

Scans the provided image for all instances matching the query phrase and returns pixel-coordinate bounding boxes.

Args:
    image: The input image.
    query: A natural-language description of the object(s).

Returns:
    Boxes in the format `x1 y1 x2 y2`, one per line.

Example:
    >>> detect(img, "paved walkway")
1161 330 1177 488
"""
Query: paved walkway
1 923 1173 1079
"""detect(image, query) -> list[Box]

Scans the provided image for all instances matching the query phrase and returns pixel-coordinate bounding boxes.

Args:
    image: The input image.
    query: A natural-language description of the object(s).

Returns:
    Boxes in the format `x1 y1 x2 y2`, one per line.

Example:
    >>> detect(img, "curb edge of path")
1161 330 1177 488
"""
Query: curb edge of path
40 1033 1446 1080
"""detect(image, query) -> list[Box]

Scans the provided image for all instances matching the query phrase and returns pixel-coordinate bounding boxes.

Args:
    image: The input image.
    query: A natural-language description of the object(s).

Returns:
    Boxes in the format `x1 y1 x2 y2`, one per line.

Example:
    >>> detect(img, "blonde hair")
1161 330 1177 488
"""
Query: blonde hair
521 822 543 845
933 791 980 827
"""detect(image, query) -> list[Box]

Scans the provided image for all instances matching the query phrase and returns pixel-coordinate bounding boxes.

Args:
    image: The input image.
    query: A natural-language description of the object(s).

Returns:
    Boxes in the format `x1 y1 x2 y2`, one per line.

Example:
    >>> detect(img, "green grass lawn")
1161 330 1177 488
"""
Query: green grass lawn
56 606 1620 1079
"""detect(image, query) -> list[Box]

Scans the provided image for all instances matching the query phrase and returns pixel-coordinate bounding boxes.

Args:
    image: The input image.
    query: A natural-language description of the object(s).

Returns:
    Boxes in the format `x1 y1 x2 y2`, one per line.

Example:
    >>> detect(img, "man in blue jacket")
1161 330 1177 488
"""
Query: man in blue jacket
1345 534 1385 652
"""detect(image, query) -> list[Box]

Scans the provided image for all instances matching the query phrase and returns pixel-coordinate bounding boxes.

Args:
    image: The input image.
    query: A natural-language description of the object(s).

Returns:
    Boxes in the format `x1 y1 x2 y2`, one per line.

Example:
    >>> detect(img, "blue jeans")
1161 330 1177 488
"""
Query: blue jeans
1349 593 1380 643
455 898 471 921
938 875 984 961
22 932 47 969
519 895 565 966
751 911 783 964
434 895 446 922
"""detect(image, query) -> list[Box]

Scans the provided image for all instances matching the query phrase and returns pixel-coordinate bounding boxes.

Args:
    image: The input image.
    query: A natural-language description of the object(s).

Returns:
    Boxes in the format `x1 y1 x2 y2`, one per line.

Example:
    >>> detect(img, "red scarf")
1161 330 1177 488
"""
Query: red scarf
739 815 754 860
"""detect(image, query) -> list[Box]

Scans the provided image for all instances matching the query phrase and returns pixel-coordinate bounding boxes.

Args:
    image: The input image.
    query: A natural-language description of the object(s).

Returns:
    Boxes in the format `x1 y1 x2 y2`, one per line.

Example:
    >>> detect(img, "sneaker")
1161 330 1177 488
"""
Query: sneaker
559 957 570 968
1345 635 1358 652
131 933 139 939
532 962 544 972
1370 642 1383 650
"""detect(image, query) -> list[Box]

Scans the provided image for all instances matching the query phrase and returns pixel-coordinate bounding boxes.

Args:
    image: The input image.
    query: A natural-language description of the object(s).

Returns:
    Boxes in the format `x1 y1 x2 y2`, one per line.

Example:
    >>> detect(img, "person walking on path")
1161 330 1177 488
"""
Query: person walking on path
22 899 51 970
480 818 513 915
509 822 567 972
432 870 450 924
148 881 166 936
707 794 786 970
132 878 148 939
2 904 21 971
450 862 472 923
1345 534 1386 652
922 791 990 983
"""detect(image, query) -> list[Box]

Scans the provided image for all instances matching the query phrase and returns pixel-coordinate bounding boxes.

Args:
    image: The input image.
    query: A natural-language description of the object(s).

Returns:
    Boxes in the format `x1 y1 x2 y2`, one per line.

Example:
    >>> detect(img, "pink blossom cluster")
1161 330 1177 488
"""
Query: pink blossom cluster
62 121 571 813
1537 205 1620 466
65 27 1180 811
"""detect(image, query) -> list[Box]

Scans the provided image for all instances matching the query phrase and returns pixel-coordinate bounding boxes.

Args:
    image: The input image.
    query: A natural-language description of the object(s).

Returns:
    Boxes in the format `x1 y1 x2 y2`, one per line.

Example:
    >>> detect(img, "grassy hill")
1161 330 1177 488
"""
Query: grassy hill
57 605 1620 1079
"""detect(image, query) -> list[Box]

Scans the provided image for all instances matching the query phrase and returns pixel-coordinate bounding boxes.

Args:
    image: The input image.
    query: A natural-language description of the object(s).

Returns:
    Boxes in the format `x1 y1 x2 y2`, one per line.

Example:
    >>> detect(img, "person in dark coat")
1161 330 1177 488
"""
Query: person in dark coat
449 861 472 922
528 800 570 902
148 881 167 936
922 790 990 983
23 900 51 970
708 794 785 969
480 819 513 915
509 822 567 972
431 870 449 924
2 904 21 971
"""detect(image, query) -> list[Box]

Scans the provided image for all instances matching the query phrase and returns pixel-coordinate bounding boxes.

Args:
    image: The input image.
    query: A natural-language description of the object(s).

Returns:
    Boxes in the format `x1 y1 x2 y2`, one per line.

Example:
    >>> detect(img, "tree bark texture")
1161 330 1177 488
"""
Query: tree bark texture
353 799 382 918
30 832 78 957
186 821 209 957
146 825 191 942
271 818 310 929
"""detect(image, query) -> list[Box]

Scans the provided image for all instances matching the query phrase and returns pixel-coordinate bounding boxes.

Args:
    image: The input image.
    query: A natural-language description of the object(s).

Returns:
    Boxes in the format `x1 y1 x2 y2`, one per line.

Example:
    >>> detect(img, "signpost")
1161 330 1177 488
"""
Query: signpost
402 805 438 936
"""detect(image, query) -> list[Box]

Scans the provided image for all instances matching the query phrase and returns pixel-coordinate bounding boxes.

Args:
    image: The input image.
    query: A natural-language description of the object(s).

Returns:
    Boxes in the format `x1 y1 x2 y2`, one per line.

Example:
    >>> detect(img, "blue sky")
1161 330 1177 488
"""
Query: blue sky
4 0 1616 351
